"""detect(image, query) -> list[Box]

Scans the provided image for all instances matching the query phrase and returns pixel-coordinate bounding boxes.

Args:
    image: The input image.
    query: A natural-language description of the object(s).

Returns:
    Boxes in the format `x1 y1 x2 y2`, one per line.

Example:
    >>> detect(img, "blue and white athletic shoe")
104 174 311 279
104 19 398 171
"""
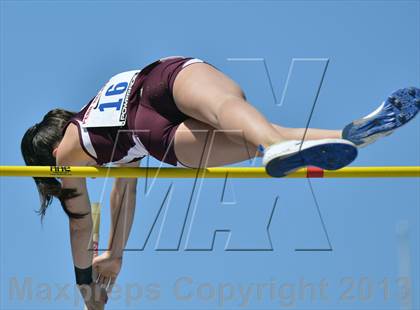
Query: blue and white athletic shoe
262 139 358 177
342 87 420 147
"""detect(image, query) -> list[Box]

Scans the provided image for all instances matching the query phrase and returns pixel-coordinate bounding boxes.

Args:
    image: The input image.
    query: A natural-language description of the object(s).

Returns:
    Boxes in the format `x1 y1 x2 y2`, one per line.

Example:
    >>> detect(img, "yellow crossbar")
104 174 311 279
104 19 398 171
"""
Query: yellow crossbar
0 166 419 178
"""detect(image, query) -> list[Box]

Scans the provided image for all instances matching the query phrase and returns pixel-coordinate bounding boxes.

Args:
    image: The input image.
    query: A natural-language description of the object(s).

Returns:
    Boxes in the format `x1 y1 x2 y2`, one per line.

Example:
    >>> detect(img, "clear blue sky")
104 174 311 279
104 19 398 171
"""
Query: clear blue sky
1 1 419 309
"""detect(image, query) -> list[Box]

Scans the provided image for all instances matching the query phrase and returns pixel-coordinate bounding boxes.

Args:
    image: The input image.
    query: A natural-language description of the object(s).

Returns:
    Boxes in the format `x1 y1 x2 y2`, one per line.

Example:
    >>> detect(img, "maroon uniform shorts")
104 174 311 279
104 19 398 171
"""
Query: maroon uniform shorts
132 56 207 166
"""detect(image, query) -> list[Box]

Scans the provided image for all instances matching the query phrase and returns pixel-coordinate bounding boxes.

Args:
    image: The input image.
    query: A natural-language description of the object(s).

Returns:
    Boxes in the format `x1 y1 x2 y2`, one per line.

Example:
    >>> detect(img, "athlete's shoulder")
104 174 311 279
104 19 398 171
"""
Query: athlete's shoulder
57 123 96 166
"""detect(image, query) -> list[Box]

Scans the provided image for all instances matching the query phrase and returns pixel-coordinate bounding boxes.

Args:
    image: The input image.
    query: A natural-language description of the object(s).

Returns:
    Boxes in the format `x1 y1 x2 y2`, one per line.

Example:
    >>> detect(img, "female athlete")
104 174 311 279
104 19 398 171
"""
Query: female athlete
20 56 419 309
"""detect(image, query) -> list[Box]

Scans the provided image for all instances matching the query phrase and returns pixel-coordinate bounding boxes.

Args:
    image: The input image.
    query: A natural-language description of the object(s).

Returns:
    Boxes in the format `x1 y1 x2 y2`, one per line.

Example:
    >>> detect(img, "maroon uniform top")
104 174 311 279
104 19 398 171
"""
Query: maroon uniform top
62 57 205 166
62 60 162 165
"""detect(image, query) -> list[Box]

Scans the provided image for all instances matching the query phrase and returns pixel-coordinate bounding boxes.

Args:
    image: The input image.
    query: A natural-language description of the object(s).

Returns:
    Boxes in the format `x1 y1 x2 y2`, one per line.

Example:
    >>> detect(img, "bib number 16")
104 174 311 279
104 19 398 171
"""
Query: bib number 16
98 82 128 112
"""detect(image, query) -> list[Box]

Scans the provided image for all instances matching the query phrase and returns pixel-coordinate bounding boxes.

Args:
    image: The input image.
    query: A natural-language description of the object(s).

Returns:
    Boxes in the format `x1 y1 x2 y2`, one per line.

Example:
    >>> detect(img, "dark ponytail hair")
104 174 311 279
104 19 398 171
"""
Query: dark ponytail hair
21 109 87 220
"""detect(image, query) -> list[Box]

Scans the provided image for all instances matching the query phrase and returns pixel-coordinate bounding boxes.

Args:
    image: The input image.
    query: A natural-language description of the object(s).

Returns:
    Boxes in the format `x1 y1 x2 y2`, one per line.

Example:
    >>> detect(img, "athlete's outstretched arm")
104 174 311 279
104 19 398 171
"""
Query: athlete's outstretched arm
56 128 108 308
60 176 93 266
93 160 140 289
55 123 96 268
107 160 140 257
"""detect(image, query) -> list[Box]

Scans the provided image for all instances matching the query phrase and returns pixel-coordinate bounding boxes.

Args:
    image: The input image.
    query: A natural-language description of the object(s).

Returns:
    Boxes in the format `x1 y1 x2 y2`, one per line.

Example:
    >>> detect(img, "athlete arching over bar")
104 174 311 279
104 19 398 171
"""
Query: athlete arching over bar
20 56 419 309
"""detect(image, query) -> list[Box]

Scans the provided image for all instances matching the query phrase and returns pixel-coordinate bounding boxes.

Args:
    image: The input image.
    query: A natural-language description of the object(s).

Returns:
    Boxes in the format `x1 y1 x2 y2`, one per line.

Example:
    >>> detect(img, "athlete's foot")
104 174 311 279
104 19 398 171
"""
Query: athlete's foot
262 139 358 177
342 87 420 147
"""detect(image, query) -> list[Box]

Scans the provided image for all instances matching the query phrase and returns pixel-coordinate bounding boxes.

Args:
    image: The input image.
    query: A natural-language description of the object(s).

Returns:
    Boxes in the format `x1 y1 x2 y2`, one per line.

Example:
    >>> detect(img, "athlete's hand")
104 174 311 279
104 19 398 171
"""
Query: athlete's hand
93 251 122 291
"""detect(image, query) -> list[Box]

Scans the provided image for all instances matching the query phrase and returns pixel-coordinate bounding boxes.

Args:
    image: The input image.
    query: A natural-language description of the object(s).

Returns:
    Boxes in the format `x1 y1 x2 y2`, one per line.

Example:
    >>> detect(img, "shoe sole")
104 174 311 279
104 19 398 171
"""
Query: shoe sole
265 142 358 177
347 87 420 147
388 87 420 123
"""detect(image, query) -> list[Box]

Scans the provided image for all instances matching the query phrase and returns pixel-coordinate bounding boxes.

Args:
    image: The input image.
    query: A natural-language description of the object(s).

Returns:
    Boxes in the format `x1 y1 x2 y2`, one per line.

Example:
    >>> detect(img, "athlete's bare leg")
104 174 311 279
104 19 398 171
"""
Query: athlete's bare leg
172 63 285 149
172 63 343 167
271 124 341 141
174 118 257 168
174 119 342 168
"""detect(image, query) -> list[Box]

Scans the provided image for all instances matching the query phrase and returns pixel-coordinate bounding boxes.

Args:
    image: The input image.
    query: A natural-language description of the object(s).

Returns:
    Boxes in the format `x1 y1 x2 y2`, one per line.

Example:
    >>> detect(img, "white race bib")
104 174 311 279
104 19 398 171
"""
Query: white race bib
82 70 140 128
